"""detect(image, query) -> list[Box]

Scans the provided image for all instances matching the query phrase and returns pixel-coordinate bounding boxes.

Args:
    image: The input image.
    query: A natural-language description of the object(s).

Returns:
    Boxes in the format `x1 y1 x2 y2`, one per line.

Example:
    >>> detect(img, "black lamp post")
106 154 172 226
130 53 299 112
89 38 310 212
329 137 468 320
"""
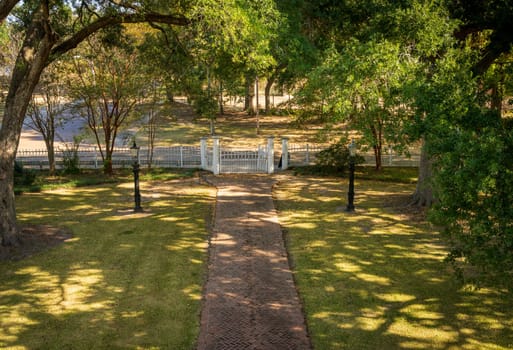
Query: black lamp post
130 141 143 212
346 139 356 212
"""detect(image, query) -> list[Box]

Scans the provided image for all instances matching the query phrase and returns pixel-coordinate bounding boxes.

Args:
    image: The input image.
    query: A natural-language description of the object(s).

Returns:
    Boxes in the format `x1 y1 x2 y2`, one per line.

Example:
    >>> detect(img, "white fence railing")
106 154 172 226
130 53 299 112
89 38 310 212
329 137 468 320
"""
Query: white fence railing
16 146 202 170
287 143 325 166
16 139 420 172
287 143 420 168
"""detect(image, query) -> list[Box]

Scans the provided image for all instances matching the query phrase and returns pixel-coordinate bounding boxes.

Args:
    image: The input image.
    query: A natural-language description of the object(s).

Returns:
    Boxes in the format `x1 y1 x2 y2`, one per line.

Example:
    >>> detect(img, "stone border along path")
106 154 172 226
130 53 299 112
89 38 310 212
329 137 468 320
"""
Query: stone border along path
197 174 312 350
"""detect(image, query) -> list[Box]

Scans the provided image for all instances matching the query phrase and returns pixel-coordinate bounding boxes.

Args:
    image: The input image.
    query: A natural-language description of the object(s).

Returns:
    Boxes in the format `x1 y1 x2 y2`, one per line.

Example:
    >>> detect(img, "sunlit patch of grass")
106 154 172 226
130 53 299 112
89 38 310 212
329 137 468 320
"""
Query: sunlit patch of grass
1 176 215 349
140 168 198 181
356 167 419 184
275 175 513 350
14 169 198 195
139 103 342 148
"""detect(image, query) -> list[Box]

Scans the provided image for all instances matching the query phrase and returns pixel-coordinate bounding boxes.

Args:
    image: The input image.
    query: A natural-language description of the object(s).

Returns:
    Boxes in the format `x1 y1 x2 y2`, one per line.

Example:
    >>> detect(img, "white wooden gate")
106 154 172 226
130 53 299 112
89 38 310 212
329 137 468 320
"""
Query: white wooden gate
202 137 276 174
219 147 268 173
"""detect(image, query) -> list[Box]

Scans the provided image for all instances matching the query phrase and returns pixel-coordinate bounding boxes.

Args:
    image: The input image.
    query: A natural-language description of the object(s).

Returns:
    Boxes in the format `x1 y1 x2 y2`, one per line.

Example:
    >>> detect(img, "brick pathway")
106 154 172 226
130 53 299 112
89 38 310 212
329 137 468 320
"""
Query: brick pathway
197 175 311 350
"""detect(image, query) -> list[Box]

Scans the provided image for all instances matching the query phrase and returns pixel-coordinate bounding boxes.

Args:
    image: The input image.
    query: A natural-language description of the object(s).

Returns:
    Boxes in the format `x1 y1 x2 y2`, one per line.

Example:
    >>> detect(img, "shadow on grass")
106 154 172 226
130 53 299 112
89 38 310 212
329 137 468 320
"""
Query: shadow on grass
275 176 513 350
1 180 214 349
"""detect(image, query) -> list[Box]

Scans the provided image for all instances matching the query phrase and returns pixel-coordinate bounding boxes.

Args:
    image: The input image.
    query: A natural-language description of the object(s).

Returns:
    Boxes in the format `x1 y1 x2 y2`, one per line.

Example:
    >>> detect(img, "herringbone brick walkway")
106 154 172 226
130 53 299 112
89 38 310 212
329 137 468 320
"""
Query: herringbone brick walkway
197 175 311 350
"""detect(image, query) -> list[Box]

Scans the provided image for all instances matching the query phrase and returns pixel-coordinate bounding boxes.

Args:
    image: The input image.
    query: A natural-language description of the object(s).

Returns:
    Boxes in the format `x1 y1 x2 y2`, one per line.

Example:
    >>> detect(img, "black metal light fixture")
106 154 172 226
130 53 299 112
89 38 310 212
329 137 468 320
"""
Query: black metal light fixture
130 141 143 212
346 139 356 212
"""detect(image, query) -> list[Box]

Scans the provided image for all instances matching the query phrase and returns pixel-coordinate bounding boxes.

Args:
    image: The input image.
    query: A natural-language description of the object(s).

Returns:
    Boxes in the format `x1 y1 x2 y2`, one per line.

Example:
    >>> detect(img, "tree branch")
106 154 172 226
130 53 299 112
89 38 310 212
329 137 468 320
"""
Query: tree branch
0 0 21 22
50 12 190 61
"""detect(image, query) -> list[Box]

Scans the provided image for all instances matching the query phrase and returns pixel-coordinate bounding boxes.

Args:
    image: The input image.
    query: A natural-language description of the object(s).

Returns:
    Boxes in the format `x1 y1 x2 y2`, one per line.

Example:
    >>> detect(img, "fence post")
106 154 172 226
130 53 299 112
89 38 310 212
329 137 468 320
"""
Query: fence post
281 137 289 170
267 136 275 174
200 137 207 170
306 144 310 164
180 146 184 168
388 145 393 166
212 136 220 175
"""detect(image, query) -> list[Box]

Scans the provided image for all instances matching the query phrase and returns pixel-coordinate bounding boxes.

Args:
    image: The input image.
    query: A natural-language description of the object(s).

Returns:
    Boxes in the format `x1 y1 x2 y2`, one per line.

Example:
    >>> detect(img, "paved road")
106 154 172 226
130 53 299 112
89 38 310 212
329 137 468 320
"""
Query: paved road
20 113 87 150
197 175 311 350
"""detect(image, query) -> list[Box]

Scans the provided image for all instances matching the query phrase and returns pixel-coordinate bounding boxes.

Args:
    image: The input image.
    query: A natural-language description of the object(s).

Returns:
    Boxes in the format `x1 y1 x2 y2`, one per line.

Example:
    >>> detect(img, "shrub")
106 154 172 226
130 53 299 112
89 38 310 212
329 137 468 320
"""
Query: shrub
316 140 365 173
430 124 513 289
61 146 80 174
14 161 37 186
192 92 218 120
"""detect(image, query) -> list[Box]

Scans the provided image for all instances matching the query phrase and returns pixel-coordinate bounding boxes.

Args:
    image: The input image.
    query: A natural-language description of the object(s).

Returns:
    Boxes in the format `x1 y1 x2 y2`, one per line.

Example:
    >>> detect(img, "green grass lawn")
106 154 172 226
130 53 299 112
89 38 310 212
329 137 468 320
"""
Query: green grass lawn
7 163 512 349
135 102 340 148
1 173 215 349
274 174 513 350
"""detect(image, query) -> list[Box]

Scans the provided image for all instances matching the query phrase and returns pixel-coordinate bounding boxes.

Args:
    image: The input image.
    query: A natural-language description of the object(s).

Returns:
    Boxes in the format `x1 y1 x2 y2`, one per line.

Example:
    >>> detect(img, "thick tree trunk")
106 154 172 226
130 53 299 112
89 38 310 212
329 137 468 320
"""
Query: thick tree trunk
45 138 56 175
0 3 54 245
255 77 260 135
370 124 383 171
411 139 434 207
0 118 21 246
244 77 251 112
373 144 382 171
218 80 224 116
1 3 191 246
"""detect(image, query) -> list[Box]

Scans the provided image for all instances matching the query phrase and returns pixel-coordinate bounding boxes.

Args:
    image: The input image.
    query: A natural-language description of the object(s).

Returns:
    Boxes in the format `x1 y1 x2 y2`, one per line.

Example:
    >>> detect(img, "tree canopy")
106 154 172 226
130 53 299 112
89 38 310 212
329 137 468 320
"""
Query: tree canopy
0 0 190 246
1 0 513 288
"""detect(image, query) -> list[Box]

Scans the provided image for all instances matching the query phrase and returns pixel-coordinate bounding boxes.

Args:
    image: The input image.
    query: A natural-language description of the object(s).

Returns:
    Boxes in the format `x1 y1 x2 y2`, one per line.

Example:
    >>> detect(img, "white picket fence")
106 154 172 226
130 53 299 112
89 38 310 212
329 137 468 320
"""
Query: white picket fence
288 143 325 166
16 145 202 170
15 138 420 173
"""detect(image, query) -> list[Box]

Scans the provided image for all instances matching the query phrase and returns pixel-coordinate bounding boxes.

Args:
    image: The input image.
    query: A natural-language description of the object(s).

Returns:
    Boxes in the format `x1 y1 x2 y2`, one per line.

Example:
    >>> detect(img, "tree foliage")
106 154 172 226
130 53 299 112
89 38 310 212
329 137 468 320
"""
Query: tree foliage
295 1 456 169
68 32 145 174
433 121 513 288
448 0 513 74
1 0 513 290
0 0 189 245
296 40 416 170
295 0 513 287
416 46 513 288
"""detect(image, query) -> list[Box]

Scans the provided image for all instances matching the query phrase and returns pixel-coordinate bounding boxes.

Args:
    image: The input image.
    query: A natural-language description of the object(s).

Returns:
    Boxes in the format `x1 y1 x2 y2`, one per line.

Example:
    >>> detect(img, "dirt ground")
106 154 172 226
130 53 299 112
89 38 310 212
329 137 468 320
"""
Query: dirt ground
0 224 72 261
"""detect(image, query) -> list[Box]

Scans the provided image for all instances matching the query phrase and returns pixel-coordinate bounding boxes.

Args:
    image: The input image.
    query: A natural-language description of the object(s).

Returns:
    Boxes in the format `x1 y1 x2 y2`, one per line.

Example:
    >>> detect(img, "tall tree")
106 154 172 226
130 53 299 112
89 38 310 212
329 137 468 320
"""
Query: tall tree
25 59 68 175
170 0 281 131
141 78 166 169
419 45 513 288
296 40 416 170
69 33 144 174
448 0 513 75
261 0 316 114
0 1 189 246
407 0 513 210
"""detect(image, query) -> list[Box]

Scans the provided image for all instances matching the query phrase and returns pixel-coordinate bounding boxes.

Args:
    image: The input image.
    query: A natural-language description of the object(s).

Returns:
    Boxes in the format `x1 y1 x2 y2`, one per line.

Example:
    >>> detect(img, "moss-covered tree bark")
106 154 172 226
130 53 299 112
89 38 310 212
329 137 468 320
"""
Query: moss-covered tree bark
0 2 54 246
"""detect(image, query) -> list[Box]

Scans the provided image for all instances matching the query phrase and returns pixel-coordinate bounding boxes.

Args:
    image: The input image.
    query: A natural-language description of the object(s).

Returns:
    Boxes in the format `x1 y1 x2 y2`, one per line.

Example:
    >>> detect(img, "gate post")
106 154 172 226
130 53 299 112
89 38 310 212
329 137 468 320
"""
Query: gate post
200 137 207 170
281 137 289 170
212 136 220 175
267 136 275 174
